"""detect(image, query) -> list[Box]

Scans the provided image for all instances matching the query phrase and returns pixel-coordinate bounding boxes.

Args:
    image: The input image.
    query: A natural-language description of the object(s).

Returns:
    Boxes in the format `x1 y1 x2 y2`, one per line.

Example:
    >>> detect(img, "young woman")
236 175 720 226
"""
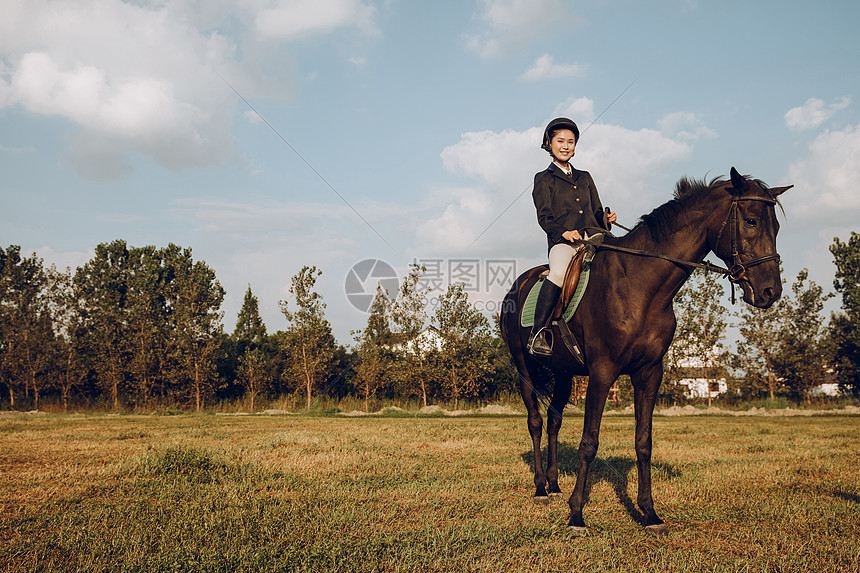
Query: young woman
528 117 616 357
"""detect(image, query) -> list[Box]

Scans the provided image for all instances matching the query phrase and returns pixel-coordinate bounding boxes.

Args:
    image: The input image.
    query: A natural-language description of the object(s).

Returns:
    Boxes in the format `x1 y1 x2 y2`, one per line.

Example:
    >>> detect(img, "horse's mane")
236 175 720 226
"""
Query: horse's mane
634 174 781 242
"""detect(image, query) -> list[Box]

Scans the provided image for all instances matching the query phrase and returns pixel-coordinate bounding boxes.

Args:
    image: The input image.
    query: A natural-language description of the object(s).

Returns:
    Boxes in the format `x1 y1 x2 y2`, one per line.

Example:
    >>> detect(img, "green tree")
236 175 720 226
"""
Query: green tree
280 266 336 410
0 246 52 409
46 266 86 412
431 283 494 409
214 332 242 400
488 312 520 401
772 270 832 402
666 270 728 406
829 232 860 395
352 284 392 412
235 285 267 347
733 291 784 400
389 264 429 406
233 285 271 409
237 347 269 411
74 240 132 409
126 246 169 406
166 245 225 411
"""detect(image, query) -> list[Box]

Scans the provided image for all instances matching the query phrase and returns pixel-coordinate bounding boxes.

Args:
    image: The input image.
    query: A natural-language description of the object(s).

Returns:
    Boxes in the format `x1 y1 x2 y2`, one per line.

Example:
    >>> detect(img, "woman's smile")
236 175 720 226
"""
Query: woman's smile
550 129 577 162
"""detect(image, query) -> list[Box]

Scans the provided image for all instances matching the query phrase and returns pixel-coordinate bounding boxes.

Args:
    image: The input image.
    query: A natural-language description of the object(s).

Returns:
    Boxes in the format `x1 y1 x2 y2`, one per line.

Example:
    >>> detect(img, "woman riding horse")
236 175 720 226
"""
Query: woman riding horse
502 154 791 536
529 118 616 356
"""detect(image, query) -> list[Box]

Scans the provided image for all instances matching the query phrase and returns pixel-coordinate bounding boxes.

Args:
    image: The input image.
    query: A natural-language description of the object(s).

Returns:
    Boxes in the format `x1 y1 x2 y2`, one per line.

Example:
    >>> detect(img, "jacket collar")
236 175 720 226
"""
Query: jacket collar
548 162 579 182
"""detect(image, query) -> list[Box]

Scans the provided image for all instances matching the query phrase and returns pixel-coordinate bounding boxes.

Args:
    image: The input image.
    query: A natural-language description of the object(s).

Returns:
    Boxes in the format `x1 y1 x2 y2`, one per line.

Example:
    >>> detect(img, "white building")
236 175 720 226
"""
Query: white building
390 326 444 356
678 373 728 399
672 355 728 399
810 383 840 397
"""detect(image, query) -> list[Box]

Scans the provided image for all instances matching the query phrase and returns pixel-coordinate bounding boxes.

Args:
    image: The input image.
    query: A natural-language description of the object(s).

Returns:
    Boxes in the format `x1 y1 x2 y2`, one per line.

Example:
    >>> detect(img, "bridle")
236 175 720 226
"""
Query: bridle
585 188 780 303
715 192 780 283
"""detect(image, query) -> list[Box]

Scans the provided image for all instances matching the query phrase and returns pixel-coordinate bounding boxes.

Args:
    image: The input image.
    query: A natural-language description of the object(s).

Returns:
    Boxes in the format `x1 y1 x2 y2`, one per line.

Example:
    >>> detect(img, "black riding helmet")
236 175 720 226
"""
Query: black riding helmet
541 117 580 151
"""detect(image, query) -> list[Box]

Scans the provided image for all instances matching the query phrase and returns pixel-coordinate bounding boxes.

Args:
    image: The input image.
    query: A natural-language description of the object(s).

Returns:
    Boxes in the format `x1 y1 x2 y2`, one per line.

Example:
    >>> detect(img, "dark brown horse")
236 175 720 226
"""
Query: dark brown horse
500 167 792 536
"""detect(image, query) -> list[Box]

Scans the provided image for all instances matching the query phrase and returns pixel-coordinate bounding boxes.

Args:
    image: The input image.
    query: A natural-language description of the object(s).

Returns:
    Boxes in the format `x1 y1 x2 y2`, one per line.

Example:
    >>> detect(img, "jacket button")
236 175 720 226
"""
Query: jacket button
576 198 580 202
578 210 583 214
573 185 577 189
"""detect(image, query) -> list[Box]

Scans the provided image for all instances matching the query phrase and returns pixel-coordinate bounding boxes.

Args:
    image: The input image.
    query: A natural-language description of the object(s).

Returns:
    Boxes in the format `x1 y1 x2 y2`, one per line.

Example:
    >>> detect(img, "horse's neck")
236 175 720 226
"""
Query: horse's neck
620 201 718 299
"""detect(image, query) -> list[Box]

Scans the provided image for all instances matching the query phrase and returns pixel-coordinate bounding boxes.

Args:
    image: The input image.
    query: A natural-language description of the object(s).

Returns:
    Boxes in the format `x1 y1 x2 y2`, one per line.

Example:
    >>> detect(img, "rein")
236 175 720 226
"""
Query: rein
585 193 780 304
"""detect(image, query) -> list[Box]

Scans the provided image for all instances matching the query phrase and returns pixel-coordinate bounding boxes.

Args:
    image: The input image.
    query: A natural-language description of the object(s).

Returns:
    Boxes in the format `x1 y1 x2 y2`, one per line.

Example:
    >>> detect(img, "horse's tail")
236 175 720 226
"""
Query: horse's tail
525 362 559 407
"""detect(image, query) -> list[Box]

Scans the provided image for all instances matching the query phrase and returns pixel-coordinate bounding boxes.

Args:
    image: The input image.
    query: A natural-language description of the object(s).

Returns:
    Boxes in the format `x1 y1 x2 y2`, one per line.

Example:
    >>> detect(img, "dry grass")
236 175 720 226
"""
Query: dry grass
0 411 858 572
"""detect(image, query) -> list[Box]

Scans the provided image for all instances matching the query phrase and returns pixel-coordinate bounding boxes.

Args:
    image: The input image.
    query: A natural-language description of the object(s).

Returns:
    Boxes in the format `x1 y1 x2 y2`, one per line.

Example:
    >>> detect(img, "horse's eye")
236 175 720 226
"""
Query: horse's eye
745 218 757 227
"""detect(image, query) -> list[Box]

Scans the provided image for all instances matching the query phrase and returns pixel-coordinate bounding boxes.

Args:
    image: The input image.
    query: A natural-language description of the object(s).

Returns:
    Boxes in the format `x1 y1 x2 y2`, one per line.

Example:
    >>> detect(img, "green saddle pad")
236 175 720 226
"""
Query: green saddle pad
520 256 593 328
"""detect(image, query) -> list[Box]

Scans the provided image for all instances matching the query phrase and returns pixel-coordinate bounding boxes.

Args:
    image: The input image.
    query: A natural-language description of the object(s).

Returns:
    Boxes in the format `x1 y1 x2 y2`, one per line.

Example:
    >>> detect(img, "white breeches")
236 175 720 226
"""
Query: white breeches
547 243 583 287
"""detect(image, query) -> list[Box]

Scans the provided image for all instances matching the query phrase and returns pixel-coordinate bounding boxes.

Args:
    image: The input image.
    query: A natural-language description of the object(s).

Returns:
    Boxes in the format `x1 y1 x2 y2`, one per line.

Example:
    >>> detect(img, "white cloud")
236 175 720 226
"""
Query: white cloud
424 108 694 256
783 122 860 224
0 0 378 181
254 0 377 41
0 143 35 153
170 194 410 341
784 96 851 131
175 197 373 235
60 131 135 181
245 110 264 124
466 0 576 58
570 123 691 212
440 127 544 191
0 1 238 180
413 187 498 253
34 245 94 274
657 111 717 142
520 54 586 81
554 97 596 124
172 194 414 260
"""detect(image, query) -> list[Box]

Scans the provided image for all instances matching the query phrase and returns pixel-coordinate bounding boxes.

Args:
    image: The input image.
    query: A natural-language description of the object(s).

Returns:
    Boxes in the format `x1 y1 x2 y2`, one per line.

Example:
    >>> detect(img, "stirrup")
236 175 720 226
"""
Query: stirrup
527 326 553 357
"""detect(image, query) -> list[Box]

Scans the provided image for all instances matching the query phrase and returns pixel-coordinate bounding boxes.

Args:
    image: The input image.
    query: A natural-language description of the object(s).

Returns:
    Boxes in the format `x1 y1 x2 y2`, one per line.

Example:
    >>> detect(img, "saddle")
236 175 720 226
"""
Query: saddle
539 244 596 320
530 243 596 366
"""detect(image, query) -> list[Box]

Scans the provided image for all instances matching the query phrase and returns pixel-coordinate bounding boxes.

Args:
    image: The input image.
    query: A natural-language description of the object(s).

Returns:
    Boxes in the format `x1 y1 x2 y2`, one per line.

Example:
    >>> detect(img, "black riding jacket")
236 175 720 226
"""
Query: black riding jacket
532 162 606 253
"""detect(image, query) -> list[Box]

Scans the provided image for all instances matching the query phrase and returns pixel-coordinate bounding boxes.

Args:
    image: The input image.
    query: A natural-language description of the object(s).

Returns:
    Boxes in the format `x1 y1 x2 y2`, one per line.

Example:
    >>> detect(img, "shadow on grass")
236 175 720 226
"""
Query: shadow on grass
521 442 681 526
832 489 860 504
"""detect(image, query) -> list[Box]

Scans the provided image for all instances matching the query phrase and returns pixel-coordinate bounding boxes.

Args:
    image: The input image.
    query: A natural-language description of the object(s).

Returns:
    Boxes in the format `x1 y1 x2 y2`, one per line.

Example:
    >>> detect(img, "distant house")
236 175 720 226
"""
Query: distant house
810 383 840 397
389 326 444 356
809 367 841 397
670 358 729 400
678 369 728 399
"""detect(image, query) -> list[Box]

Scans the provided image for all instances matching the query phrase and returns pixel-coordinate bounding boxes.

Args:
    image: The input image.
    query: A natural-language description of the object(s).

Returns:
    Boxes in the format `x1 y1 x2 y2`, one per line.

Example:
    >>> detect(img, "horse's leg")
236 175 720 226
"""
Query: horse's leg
514 354 550 504
567 362 615 534
545 371 573 497
632 363 669 537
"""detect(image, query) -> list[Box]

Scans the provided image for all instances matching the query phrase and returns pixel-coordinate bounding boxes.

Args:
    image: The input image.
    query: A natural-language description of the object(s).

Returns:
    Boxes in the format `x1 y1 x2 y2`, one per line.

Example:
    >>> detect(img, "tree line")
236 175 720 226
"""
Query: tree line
1 240 225 411
0 242 515 411
1 233 858 411
664 232 860 403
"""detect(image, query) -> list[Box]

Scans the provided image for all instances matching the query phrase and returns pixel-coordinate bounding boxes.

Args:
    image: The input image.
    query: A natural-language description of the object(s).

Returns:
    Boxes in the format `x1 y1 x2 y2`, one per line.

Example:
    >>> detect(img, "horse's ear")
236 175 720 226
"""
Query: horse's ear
729 167 748 192
769 184 793 196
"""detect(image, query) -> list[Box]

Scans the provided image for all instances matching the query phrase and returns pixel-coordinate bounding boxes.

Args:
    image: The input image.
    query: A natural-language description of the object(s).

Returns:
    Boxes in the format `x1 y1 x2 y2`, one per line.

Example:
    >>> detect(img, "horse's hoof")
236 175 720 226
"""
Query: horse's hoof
567 525 589 537
533 495 550 505
548 491 563 499
645 523 669 537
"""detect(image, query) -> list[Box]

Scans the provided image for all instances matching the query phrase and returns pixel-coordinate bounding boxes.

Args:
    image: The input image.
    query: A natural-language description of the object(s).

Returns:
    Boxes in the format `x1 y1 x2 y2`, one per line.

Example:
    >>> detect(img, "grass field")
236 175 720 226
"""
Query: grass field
1 410 858 572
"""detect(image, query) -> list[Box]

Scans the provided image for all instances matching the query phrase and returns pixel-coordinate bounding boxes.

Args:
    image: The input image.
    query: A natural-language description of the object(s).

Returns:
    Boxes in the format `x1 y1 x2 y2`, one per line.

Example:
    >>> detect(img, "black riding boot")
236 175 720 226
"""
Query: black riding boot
527 280 561 357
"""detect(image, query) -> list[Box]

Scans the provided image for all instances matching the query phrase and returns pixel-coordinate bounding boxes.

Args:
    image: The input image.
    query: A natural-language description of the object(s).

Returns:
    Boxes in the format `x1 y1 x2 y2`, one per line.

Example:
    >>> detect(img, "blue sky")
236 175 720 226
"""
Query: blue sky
1 0 858 345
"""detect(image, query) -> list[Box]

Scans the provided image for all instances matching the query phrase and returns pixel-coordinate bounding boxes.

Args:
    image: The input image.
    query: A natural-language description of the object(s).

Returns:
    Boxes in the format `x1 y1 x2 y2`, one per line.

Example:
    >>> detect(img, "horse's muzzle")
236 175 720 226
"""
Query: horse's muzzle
742 280 782 309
